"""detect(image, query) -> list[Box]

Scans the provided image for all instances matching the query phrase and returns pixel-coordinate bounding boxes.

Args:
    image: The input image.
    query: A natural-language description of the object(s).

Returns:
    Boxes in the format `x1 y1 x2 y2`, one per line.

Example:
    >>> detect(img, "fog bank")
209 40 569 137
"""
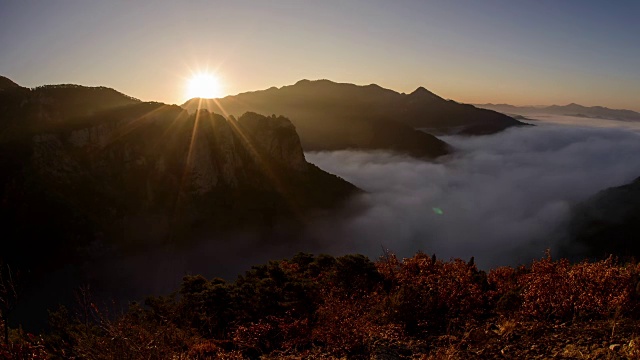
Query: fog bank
306 122 640 269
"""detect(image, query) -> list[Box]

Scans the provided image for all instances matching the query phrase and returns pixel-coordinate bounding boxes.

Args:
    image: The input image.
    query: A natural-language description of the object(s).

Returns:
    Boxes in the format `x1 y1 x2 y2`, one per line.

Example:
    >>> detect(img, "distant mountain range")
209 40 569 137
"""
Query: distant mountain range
476 103 640 122
183 79 525 158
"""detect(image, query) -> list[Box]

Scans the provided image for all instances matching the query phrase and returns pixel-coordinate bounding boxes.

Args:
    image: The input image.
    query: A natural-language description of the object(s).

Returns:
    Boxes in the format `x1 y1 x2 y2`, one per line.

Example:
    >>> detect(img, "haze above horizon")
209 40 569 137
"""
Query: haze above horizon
1 1 638 111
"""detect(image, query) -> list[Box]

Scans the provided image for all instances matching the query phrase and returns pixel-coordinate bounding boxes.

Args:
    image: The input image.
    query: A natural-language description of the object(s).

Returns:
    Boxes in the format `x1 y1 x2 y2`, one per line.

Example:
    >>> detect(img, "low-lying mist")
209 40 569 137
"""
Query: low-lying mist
75 119 640 314
305 121 640 269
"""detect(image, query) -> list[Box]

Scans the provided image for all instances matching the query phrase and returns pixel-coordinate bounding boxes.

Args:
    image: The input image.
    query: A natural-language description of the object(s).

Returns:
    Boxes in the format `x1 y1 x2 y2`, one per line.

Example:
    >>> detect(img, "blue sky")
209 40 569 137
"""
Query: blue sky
1 0 638 110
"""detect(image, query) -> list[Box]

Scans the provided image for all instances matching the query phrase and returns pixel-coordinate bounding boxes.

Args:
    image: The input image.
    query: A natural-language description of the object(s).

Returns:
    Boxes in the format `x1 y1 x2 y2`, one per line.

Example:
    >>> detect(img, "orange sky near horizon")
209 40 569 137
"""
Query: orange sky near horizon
2 1 639 111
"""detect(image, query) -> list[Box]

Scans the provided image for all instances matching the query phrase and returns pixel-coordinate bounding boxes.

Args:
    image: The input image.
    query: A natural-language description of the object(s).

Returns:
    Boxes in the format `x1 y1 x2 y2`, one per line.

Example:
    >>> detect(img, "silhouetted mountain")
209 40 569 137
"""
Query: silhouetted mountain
565 177 640 259
477 103 640 122
0 83 359 327
0 81 141 139
1 96 357 260
183 80 523 157
0 75 23 90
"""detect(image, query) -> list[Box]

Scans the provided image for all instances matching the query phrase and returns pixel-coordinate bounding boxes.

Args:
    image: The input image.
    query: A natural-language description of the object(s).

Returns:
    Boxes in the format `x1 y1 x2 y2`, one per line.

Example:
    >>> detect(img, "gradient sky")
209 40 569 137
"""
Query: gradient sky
1 0 639 110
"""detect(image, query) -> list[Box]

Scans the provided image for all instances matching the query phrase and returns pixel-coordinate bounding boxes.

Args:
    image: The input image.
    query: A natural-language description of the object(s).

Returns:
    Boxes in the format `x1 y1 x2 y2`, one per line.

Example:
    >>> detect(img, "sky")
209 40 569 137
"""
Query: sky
1 0 639 110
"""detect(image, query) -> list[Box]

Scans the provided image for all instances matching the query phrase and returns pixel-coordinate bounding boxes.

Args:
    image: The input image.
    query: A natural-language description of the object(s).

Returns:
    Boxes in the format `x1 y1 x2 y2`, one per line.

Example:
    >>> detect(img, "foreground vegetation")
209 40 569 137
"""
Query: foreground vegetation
3 251 640 359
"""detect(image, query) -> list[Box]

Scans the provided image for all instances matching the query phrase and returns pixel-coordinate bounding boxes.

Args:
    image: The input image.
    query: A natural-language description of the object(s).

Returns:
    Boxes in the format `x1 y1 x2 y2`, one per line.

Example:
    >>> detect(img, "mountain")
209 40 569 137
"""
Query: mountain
0 79 359 323
476 103 640 122
0 81 141 139
565 177 640 259
0 85 358 255
183 80 524 157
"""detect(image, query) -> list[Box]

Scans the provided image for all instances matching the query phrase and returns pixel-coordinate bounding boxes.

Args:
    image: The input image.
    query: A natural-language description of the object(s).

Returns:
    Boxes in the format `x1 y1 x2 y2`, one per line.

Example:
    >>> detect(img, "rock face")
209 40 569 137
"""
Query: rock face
0 81 358 273
182 79 525 157
565 177 640 259
237 112 308 171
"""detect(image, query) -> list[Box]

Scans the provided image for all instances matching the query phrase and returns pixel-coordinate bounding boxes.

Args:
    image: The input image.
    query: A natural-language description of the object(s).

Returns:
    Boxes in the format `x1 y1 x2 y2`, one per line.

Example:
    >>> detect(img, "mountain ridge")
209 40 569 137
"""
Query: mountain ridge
183 79 524 157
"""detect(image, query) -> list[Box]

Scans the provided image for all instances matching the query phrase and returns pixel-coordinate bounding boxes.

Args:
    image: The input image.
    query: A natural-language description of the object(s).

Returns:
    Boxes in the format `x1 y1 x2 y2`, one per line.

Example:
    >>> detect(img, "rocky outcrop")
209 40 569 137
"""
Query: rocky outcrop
237 112 307 171
16 103 352 209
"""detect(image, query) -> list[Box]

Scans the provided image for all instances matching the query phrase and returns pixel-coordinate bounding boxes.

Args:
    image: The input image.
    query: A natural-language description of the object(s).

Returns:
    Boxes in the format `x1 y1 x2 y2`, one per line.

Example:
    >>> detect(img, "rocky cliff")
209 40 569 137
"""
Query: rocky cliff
0 80 358 271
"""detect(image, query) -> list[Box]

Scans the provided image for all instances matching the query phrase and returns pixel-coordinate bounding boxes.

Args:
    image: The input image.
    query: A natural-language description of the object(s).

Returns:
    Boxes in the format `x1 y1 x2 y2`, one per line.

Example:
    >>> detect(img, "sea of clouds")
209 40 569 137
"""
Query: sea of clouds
304 118 640 269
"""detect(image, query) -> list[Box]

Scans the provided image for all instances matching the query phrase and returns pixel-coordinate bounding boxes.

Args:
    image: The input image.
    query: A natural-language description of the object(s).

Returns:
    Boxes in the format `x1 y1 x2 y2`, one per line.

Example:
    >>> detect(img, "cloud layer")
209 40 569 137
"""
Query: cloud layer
305 121 640 269
89 118 640 300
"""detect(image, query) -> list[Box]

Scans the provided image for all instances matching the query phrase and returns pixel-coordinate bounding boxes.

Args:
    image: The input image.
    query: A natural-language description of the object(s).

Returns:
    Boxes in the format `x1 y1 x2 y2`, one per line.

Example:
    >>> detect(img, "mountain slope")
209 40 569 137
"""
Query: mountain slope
184 80 522 157
0 84 359 270
0 75 23 90
0 82 141 139
566 176 640 258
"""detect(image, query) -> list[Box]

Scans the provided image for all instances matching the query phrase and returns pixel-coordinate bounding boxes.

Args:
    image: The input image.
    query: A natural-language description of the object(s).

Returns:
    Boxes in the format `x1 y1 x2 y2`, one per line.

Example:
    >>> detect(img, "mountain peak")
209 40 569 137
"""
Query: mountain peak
409 86 442 100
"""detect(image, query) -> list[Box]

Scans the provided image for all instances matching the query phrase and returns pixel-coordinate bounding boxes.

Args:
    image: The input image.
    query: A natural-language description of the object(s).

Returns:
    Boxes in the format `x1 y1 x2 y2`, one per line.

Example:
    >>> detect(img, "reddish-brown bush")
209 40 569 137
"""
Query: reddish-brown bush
519 253 634 320
34 251 640 358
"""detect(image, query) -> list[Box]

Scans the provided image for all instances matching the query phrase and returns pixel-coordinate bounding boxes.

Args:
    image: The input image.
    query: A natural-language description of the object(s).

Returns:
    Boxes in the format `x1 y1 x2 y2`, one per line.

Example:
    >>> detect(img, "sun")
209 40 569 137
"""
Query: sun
186 73 223 99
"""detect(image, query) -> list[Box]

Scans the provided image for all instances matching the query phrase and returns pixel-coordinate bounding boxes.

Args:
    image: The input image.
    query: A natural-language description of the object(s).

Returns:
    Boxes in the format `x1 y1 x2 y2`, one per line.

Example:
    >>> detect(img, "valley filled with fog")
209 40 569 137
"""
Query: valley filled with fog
305 115 640 269
83 115 640 302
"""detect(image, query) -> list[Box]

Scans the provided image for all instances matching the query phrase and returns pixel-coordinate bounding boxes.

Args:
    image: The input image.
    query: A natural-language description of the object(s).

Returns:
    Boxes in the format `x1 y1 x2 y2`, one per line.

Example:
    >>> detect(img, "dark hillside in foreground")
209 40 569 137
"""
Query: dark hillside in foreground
183 80 524 158
3 251 640 359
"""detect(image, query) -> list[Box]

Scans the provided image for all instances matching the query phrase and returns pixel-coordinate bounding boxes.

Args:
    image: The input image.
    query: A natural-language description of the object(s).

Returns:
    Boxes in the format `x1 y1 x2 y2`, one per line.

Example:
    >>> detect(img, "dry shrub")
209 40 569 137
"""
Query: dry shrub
188 339 244 359
0 332 50 360
311 290 404 357
519 253 634 320
377 252 487 334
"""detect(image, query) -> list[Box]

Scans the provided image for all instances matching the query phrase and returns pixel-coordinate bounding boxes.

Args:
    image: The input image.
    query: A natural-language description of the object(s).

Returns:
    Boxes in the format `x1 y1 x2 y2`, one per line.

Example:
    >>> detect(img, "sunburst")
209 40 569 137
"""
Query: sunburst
185 73 223 99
